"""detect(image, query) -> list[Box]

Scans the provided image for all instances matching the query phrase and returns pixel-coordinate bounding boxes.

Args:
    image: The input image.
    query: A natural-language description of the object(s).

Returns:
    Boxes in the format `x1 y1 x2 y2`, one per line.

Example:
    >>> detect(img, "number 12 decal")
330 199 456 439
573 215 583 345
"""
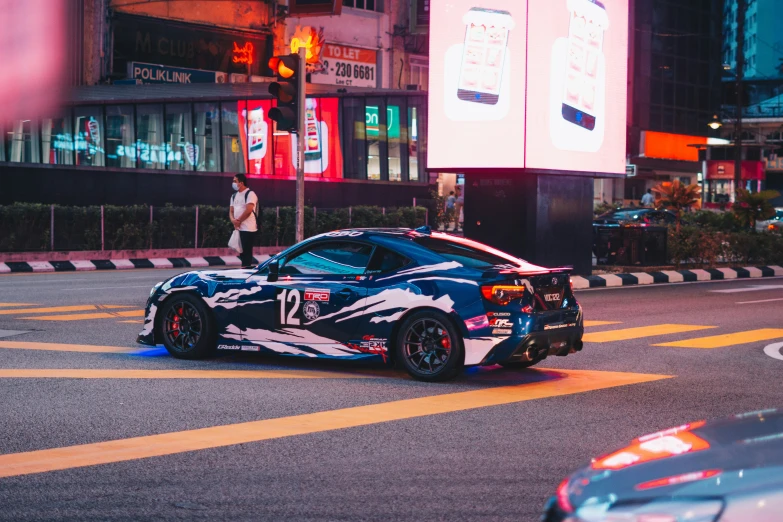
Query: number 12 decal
276 289 301 326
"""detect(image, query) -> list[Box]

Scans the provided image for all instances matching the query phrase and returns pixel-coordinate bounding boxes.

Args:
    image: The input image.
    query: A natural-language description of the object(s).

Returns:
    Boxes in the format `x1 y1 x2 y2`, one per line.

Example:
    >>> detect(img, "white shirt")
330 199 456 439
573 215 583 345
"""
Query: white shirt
641 193 655 206
231 189 258 232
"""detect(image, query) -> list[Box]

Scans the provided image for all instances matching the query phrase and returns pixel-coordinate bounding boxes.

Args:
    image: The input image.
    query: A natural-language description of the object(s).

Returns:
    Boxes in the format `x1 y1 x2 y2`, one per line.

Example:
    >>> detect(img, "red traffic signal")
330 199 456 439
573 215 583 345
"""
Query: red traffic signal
268 54 301 133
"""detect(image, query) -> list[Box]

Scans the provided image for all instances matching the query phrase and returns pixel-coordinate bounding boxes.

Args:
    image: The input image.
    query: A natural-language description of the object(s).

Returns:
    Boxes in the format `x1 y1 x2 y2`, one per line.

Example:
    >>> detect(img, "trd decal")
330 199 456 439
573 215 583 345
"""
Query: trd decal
304 288 330 302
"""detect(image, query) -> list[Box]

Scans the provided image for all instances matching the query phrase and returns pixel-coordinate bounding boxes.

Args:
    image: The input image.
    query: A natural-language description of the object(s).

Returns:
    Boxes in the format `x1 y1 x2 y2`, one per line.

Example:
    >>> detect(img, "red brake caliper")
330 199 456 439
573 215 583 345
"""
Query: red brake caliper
172 306 182 338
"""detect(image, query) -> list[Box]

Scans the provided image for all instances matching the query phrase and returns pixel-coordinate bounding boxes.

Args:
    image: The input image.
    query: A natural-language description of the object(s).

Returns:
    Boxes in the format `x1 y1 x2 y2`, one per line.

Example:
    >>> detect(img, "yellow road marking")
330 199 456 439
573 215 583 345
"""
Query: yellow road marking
0 368 671 478
20 310 145 321
0 341 136 353
583 324 716 343
0 305 131 316
584 320 622 327
0 369 370 380
0 303 37 307
118 320 144 324
654 328 783 349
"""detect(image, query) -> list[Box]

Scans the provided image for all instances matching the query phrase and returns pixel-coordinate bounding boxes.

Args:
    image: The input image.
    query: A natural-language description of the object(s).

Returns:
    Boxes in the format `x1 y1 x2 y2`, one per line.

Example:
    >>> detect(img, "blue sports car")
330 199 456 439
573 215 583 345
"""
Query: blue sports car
137 227 584 381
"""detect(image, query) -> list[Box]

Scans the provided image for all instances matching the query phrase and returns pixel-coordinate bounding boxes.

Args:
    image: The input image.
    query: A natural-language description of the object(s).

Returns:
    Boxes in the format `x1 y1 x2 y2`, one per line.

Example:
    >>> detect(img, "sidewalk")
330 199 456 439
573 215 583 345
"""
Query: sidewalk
572 265 783 289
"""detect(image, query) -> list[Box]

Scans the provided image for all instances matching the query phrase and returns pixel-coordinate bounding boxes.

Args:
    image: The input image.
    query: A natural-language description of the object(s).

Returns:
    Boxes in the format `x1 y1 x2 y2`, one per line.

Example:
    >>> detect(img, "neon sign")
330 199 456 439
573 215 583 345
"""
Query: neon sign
290 26 325 65
232 42 254 65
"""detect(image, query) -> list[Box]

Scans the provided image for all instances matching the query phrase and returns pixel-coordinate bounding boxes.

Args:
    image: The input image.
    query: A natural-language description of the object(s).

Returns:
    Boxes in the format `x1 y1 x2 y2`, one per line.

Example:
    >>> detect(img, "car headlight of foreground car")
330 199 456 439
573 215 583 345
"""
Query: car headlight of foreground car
150 281 163 298
560 496 723 522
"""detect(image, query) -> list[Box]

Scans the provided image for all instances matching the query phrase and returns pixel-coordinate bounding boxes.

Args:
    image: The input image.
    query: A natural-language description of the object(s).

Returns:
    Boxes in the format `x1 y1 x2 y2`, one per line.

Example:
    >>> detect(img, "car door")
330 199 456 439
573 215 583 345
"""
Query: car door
241 240 372 354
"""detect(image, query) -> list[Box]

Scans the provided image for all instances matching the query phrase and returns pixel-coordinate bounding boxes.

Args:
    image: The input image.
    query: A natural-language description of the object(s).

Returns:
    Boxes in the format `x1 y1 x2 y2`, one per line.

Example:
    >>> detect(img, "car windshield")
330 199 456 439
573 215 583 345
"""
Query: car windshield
413 233 549 272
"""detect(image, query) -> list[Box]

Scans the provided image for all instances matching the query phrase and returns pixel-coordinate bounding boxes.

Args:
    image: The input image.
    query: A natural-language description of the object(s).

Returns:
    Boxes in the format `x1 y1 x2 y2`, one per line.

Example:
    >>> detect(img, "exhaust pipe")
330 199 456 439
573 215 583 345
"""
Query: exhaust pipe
522 345 541 362
569 340 583 354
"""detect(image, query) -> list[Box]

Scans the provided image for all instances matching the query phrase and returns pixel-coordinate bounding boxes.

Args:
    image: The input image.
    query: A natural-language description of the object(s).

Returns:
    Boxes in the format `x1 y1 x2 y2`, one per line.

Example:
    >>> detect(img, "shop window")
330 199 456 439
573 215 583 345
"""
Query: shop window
221 102 246 173
6 119 40 164
74 106 105 167
42 112 74 165
386 97 406 182
408 101 422 181
193 102 221 172
341 97 367 180
165 104 194 171
366 97 388 181
136 104 165 170
105 105 135 168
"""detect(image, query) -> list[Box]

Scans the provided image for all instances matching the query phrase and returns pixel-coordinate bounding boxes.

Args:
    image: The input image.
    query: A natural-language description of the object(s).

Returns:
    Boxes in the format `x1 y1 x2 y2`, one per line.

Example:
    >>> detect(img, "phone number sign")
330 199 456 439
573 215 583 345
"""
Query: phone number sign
312 44 377 88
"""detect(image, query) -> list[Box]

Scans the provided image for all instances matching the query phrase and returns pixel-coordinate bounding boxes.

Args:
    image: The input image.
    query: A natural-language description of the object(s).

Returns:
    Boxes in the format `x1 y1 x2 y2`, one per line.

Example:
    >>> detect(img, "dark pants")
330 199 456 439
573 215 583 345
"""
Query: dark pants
238 230 256 267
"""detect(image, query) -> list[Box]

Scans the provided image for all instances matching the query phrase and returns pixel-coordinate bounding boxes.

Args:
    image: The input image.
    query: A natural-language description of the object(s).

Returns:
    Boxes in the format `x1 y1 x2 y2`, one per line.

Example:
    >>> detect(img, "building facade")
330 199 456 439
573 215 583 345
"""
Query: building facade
596 0 724 207
1 0 433 208
722 0 783 80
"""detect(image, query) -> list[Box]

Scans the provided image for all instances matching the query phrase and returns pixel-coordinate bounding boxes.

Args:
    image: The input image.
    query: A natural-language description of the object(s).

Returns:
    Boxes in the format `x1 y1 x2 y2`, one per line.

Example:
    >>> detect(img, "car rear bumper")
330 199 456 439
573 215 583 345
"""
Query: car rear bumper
473 326 584 366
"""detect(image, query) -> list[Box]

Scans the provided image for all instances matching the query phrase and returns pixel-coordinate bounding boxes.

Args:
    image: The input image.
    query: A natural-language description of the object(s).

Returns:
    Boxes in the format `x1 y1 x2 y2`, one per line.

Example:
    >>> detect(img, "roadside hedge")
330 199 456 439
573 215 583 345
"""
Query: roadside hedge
667 225 783 268
0 203 428 252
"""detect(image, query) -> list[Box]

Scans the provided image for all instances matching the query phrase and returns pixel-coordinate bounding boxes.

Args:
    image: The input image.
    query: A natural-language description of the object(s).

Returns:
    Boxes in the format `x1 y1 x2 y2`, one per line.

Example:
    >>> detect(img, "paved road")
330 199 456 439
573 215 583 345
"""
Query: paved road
0 269 782 521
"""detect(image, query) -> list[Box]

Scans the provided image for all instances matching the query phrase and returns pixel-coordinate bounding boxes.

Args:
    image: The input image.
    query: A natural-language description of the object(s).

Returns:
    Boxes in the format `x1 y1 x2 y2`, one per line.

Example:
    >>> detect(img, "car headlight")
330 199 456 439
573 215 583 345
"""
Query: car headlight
150 282 163 297
574 499 723 522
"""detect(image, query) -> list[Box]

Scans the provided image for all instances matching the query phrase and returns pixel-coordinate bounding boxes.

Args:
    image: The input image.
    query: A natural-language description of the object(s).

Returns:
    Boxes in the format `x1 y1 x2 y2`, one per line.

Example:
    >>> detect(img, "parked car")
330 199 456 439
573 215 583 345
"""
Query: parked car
593 208 677 227
756 208 783 232
543 409 783 521
138 227 584 382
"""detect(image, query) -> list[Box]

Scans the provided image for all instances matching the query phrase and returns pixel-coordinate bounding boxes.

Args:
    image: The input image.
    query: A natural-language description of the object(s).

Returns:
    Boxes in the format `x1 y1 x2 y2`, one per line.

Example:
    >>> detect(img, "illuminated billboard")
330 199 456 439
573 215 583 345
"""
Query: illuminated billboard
427 0 628 175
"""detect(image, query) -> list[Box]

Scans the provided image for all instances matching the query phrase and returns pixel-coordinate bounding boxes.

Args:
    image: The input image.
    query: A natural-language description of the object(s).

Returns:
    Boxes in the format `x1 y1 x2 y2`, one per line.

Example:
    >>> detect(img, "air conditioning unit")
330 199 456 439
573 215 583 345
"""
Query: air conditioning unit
405 84 420 91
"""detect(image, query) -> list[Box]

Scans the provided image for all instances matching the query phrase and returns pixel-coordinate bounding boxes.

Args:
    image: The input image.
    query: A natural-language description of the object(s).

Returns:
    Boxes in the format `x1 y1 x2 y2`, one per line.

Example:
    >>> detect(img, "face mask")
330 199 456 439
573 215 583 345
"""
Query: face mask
232 182 239 191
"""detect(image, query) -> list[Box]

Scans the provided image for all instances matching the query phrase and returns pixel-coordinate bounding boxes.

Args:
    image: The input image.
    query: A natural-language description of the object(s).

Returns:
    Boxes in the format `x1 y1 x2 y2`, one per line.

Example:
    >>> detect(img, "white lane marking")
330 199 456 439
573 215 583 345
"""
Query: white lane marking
710 285 783 294
764 342 783 361
738 298 783 305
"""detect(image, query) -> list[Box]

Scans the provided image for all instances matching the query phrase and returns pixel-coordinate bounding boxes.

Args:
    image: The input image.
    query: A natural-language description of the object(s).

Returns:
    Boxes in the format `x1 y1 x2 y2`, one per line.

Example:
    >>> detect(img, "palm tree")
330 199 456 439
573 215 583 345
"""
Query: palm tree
651 180 702 233
732 188 781 232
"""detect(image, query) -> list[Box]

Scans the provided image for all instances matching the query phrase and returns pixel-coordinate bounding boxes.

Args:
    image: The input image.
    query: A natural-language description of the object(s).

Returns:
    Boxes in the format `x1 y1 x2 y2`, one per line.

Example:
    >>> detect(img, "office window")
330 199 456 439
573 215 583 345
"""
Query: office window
193 102 221 172
41 112 74 165
106 105 135 168
221 102 245 173
343 0 378 11
165 104 193 171
341 97 367 180
6 119 40 163
136 104 165 170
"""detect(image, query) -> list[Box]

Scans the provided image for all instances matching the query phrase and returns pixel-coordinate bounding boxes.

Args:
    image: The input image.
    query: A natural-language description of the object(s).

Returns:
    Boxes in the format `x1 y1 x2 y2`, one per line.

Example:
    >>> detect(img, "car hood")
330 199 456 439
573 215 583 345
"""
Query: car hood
563 409 783 508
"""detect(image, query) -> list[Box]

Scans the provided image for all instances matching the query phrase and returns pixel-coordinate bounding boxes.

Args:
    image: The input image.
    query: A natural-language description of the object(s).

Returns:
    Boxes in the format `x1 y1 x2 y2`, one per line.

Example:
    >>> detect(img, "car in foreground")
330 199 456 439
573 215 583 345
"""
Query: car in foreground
543 408 783 521
137 227 583 381
593 208 677 227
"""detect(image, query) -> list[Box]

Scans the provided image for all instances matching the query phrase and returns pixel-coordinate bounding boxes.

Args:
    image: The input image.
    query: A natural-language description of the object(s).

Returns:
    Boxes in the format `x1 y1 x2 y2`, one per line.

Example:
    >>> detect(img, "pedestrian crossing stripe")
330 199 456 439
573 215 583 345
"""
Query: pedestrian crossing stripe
583 324 716 343
20 310 145 321
654 328 783 349
0 305 131 316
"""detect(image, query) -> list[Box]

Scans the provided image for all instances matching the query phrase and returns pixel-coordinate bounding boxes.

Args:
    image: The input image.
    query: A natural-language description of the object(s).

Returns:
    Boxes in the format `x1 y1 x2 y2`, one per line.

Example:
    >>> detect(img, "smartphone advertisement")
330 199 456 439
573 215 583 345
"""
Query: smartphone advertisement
427 0 627 175
238 99 272 175
273 97 343 178
427 0 526 170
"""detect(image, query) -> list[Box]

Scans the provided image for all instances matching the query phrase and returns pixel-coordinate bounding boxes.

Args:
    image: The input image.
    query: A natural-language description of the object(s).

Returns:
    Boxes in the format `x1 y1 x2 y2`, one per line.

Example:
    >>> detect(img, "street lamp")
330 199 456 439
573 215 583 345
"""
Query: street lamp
708 114 723 130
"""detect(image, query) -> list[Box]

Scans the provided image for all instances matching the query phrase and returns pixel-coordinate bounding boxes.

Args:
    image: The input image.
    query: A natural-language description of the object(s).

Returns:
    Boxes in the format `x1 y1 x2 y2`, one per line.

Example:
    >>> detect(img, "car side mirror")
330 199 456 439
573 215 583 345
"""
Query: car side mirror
267 260 279 282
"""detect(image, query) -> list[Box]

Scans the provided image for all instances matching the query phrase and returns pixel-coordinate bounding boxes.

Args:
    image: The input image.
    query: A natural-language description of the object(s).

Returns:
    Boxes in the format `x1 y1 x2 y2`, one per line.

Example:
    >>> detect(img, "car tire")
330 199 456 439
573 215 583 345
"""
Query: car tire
395 310 463 382
158 293 216 360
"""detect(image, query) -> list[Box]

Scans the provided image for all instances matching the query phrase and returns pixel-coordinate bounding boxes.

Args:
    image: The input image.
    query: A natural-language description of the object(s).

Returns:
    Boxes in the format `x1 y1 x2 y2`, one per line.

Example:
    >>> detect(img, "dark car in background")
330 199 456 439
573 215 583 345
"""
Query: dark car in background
593 208 677 227
543 409 783 521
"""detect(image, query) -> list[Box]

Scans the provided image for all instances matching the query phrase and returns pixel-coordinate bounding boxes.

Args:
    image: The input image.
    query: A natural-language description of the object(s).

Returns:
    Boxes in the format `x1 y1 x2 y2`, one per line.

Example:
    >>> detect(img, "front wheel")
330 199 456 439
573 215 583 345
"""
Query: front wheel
158 294 216 360
396 311 463 382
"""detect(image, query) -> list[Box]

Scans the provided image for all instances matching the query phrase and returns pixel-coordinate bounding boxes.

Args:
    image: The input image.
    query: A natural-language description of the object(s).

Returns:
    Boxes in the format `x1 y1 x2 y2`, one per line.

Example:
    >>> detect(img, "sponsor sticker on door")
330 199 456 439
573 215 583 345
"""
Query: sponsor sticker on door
304 289 330 302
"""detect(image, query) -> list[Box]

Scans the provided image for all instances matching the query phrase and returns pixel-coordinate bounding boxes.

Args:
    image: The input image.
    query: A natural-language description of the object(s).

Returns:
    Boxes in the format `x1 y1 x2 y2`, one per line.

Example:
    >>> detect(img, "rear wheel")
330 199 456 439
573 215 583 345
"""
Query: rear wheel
396 311 463 382
158 294 216 360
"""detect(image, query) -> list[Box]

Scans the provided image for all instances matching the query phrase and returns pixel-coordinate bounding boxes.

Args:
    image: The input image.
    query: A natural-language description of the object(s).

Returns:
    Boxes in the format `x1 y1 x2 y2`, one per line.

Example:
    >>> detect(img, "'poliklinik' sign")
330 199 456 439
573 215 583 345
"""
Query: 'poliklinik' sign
128 62 226 84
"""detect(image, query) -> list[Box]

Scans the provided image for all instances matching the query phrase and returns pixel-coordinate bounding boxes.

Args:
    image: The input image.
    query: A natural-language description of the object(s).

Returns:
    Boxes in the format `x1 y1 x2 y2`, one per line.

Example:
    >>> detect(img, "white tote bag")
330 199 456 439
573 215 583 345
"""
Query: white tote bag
228 230 243 254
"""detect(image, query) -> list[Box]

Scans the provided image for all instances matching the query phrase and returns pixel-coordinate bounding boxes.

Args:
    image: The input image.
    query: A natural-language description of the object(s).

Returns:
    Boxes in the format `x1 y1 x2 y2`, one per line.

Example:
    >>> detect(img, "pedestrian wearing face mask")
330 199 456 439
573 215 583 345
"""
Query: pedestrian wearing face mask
229 174 259 268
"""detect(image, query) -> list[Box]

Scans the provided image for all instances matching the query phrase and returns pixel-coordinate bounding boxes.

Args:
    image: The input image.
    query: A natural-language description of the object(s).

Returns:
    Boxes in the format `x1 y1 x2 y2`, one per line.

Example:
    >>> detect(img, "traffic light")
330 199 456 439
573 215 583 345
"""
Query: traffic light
268 54 302 133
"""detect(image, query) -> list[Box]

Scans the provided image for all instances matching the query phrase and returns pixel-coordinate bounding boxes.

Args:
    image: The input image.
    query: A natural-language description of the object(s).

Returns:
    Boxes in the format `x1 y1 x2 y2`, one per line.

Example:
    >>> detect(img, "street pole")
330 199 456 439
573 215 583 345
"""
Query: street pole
295 47 306 243
734 0 746 200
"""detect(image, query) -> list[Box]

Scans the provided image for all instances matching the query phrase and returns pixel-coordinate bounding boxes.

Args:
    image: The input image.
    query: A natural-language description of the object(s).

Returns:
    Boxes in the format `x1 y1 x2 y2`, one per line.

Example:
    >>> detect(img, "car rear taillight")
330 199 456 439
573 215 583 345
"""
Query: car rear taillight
556 478 573 513
480 285 527 306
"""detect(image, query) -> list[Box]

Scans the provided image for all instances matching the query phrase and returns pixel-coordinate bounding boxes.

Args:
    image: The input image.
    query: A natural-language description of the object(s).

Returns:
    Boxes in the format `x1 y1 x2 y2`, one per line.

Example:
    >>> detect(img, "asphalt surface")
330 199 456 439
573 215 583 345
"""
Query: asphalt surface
0 269 782 521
